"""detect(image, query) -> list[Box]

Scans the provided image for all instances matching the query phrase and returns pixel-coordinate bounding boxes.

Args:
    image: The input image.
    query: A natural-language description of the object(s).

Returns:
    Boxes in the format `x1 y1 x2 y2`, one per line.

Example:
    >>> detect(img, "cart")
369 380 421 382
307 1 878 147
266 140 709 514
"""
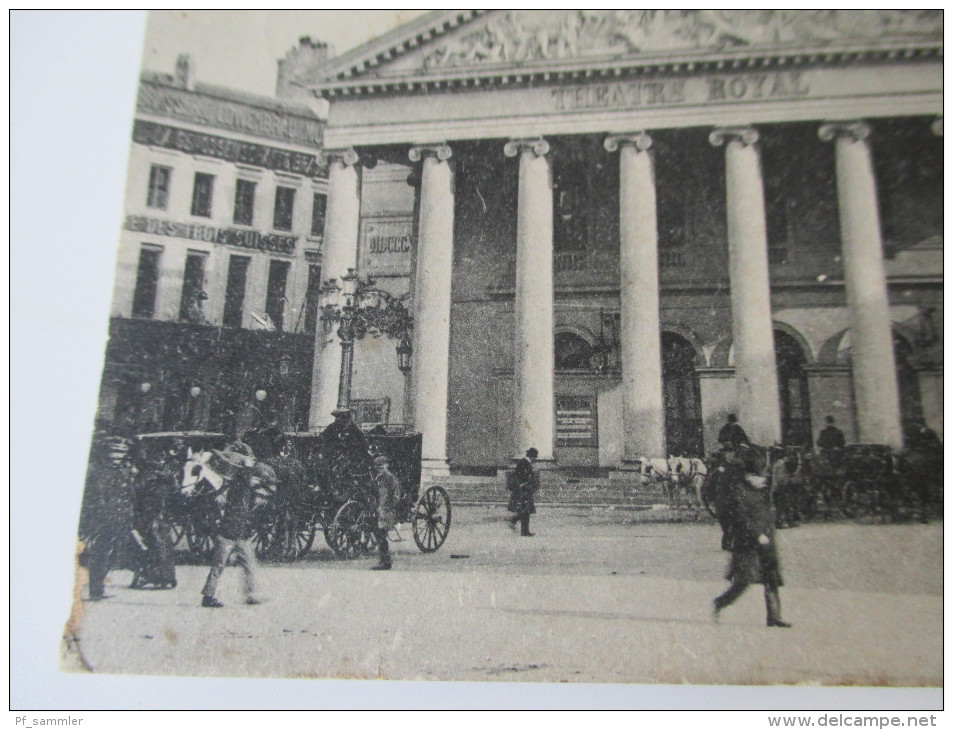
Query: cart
838 444 902 521
247 422 451 561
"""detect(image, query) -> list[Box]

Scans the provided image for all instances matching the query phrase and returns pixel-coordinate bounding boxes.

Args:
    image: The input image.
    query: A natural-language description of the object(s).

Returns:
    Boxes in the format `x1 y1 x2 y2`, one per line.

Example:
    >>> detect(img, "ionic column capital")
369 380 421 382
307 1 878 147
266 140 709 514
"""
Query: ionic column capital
321 147 360 167
818 121 872 143
709 125 759 147
604 132 652 153
409 143 452 162
931 117 943 136
503 137 550 158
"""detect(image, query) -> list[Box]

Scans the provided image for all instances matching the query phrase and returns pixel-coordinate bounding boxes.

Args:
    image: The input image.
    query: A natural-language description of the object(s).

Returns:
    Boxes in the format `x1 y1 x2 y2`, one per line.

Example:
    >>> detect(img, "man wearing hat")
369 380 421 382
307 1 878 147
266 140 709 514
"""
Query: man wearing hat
80 433 137 600
717 413 750 450
507 447 540 537
713 443 792 628
371 454 400 570
201 442 274 607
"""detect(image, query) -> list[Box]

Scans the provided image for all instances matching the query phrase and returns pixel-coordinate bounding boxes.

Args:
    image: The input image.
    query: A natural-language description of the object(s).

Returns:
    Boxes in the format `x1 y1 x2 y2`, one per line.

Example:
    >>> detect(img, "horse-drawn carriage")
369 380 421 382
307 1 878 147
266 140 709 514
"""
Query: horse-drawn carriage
699 440 936 524
132 418 451 563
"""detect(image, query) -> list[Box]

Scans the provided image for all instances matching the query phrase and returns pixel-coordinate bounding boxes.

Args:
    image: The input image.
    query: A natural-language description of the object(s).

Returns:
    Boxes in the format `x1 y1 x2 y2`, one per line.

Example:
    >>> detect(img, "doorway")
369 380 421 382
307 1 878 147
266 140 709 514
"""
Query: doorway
662 332 703 457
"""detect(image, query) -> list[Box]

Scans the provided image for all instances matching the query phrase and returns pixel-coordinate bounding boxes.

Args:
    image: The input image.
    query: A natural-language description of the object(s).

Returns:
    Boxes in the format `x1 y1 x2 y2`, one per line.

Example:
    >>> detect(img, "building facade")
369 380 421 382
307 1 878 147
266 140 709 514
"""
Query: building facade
299 10 942 477
99 54 329 437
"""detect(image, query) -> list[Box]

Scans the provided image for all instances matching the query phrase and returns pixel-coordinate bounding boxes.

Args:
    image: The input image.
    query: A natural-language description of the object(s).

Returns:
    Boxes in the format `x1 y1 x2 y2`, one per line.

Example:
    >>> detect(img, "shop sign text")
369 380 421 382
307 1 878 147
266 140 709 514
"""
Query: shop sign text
125 215 297 255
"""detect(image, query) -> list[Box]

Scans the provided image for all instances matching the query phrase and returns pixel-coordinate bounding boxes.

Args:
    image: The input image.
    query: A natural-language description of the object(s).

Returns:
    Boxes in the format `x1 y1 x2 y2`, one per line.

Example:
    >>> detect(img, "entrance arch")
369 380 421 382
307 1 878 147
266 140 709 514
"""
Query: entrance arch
661 332 703 457
775 329 812 446
894 332 923 429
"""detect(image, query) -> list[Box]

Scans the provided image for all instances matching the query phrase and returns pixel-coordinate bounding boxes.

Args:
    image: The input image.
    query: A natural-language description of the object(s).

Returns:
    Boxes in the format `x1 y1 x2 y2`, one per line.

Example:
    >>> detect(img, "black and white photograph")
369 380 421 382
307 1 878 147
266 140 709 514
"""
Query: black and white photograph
12 9 944 712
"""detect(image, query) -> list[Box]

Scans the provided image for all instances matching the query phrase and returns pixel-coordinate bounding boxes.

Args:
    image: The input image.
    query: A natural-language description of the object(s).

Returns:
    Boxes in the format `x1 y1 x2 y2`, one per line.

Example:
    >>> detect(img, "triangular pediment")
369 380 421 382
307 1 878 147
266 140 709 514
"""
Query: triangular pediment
309 9 942 90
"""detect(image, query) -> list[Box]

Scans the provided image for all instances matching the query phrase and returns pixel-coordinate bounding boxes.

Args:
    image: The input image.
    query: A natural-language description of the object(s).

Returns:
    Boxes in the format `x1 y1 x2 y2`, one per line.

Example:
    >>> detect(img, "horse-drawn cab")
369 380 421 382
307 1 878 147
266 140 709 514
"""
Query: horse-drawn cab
242 417 449 561
128 417 450 563
129 431 229 558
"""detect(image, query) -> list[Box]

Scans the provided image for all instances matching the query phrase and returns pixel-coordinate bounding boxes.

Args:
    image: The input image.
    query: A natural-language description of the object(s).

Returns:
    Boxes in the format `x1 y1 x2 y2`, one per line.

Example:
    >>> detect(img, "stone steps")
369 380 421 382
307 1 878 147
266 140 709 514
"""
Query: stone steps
432 473 674 509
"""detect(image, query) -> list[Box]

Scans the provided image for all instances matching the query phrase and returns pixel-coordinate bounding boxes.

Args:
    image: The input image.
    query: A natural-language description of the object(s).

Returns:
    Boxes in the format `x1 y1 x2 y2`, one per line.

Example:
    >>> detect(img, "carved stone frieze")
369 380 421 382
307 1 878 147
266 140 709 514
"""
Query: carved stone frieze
421 10 942 70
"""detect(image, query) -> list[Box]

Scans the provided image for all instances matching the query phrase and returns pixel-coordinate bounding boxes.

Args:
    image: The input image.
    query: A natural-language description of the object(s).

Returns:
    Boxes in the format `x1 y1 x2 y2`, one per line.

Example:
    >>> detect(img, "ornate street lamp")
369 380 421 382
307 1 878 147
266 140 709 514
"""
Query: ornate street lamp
320 267 414 413
396 330 413 375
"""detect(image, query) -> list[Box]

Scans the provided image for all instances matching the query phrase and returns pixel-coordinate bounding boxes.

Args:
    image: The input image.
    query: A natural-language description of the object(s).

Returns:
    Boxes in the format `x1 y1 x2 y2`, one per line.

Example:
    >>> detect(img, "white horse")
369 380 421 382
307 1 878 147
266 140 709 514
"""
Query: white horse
634 456 708 506
180 448 226 502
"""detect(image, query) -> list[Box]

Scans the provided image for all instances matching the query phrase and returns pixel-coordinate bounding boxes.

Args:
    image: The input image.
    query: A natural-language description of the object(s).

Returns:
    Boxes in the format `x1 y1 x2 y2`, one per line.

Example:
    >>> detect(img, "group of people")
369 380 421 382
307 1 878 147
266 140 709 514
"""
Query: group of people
81 407 939 630
706 410 942 627
80 434 181 600
80 409 404 608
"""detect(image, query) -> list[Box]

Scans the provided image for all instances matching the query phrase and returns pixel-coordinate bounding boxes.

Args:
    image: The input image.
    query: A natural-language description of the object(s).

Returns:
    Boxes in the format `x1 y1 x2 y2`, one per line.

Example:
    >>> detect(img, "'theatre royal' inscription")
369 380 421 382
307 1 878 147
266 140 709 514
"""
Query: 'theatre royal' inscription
552 71 810 111
125 215 297 255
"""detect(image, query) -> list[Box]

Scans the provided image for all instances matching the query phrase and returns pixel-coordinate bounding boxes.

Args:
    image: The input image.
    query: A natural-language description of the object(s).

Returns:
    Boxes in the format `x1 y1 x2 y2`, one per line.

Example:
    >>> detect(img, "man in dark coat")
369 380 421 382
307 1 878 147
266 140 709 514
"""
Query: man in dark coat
717 413 750 450
201 443 275 607
817 415 846 452
318 409 374 502
129 437 180 589
79 434 137 600
507 447 539 537
713 444 792 628
904 417 943 523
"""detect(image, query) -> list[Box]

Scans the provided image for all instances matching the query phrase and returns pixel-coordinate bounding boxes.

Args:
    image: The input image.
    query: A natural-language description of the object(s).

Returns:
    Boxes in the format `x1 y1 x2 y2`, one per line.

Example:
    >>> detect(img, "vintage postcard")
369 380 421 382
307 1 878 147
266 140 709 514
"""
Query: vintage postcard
54 9 942 705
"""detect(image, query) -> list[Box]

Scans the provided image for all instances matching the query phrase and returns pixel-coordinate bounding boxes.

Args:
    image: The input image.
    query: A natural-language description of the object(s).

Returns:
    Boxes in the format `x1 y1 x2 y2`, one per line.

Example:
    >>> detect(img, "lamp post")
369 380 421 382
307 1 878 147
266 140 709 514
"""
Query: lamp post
320 268 414 415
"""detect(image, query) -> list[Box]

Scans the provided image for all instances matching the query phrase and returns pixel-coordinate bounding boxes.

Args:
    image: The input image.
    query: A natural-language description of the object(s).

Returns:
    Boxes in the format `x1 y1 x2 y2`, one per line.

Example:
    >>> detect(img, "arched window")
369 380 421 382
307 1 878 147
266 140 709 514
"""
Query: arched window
662 332 703 457
775 329 812 447
554 331 594 370
894 333 923 430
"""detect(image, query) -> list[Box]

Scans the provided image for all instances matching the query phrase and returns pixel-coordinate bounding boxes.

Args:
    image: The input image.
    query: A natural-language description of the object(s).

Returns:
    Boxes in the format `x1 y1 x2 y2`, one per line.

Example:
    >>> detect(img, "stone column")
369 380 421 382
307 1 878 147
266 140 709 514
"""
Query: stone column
408 143 454 476
309 147 361 429
709 126 782 445
819 121 902 448
504 138 555 461
605 132 665 461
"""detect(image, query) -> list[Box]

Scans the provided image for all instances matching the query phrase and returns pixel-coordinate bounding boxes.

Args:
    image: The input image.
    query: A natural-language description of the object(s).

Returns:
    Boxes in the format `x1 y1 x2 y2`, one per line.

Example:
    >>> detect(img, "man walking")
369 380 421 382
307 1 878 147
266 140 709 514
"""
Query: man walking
371 454 400 570
507 447 540 537
713 444 792 628
201 442 274 608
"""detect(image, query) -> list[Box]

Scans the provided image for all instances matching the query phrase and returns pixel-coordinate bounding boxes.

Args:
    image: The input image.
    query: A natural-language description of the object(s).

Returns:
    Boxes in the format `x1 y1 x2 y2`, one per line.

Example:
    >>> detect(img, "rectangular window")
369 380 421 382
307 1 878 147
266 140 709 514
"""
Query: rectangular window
233 179 256 225
265 259 291 331
303 263 322 334
273 186 296 231
131 246 162 318
310 193 327 237
146 165 171 209
191 172 214 217
178 252 208 323
222 255 251 328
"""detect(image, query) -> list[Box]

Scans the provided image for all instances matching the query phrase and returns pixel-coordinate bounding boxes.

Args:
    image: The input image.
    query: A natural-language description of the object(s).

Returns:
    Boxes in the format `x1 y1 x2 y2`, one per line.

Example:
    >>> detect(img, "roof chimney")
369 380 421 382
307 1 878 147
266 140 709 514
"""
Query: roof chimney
276 37 334 101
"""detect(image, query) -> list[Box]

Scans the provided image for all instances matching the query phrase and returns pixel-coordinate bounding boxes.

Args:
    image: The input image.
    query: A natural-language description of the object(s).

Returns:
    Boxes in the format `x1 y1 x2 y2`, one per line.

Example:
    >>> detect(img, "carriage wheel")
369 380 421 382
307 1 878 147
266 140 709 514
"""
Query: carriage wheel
839 480 860 518
169 522 187 550
799 484 819 521
184 520 216 561
329 500 378 559
413 486 451 553
253 507 317 562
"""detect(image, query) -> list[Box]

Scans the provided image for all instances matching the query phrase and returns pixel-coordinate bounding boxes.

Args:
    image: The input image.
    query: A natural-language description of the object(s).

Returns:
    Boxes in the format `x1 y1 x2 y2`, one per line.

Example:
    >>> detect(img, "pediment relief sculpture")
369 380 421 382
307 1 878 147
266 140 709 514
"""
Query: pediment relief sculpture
421 10 942 70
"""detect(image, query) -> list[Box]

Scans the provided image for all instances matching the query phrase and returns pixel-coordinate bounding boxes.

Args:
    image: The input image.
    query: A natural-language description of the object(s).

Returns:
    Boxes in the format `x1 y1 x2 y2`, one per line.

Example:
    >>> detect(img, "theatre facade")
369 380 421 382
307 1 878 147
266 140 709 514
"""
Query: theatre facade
300 10 942 476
